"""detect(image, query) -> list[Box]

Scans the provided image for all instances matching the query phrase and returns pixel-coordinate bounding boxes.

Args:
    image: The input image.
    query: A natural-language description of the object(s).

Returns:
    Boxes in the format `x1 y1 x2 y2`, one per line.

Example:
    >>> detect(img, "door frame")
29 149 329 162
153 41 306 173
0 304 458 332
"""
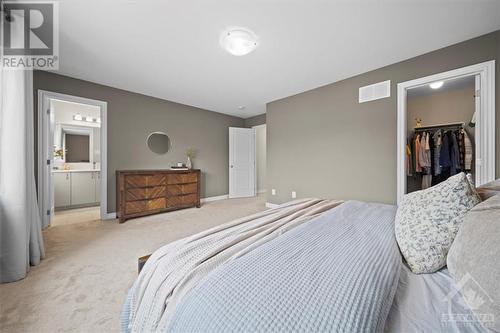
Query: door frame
252 124 266 194
396 60 495 204
37 90 111 227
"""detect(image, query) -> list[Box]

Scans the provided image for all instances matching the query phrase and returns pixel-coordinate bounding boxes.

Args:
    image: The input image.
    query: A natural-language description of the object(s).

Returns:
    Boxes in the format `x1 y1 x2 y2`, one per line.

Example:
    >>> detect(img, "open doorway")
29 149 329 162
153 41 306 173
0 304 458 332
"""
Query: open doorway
38 91 109 228
397 61 495 204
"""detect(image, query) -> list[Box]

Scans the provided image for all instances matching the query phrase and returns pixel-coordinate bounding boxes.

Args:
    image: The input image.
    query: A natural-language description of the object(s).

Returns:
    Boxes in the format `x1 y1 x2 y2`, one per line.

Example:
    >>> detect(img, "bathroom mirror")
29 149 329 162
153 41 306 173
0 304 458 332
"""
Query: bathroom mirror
147 132 171 154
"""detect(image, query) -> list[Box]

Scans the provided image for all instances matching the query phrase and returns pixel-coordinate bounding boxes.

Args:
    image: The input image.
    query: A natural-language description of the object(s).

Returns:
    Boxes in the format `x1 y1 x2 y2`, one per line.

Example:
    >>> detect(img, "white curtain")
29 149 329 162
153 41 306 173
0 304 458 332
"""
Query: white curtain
0 68 45 283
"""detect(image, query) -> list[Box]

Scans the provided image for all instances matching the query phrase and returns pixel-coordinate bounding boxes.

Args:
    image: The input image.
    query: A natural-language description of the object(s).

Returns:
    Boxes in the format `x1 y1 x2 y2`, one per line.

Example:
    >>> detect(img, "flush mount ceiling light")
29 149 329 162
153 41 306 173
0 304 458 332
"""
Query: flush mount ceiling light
237 105 246 110
429 81 444 89
220 27 258 56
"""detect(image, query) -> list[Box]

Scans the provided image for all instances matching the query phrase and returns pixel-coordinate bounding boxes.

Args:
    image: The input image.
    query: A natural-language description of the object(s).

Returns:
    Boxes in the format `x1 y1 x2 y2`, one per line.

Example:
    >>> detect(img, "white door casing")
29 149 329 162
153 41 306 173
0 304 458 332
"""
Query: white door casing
38 90 110 226
229 127 256 198
396 60 495 204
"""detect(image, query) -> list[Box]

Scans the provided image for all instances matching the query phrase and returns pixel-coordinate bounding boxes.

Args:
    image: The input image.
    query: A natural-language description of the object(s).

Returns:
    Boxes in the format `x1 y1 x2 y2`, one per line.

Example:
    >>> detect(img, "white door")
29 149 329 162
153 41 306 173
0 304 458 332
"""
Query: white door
229 127 256 198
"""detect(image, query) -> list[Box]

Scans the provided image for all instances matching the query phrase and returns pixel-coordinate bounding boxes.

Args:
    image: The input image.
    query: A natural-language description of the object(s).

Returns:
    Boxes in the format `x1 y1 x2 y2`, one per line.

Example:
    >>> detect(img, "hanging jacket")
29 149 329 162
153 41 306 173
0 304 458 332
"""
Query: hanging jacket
439 132 452 168
415 134 422 173
433 130 442 176
463 130 473 171
406 143 412 176
450 131 460 175
419 133 431 174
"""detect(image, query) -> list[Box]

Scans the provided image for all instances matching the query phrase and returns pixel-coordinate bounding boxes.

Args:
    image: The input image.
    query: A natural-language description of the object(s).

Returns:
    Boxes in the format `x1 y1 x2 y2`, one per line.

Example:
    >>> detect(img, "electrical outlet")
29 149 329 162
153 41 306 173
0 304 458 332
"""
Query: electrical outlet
271 189 276 195
291 191 297 199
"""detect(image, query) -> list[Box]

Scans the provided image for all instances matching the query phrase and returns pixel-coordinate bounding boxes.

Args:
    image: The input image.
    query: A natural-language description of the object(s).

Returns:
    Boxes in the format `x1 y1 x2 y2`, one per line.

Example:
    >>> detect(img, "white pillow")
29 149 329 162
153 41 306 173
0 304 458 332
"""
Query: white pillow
395 173 480 274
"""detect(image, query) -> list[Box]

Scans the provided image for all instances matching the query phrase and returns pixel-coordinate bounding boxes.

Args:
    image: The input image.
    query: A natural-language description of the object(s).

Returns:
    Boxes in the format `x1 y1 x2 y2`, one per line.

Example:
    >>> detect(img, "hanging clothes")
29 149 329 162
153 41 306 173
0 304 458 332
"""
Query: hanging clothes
433 130 442 176
439 132 452 169
459 130 465 171
421 132 432 189
415 134 422 173
405 143 412 176
408 124 473 192
450 131 460 175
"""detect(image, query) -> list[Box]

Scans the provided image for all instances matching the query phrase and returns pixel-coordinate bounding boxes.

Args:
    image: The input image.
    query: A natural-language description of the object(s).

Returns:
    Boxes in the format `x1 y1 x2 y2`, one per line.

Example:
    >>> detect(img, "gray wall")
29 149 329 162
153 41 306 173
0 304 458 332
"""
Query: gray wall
267 30 500 205
244 114 266 127
407 82 475 138
33 71 244 213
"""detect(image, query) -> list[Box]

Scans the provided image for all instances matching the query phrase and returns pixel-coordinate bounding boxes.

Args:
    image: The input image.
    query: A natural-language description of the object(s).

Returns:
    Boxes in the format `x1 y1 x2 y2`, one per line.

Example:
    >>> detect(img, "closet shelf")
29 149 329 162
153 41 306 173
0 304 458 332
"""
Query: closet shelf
414 122 465 132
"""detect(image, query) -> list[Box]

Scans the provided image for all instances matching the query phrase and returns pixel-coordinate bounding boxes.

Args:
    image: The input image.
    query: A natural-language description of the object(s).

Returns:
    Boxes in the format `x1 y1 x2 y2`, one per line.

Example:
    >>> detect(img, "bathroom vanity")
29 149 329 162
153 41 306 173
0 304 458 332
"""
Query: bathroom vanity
53 170 101 209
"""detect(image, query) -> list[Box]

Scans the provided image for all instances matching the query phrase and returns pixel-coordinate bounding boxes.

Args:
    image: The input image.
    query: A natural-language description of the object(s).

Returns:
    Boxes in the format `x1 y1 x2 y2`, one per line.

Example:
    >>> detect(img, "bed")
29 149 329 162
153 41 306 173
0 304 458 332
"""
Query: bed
122 181 499 333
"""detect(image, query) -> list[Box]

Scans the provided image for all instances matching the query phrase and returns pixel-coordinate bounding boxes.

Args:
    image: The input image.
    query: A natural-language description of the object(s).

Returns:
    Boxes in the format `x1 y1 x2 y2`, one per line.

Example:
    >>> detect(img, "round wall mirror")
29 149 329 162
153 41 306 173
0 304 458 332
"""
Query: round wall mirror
147 132 171 154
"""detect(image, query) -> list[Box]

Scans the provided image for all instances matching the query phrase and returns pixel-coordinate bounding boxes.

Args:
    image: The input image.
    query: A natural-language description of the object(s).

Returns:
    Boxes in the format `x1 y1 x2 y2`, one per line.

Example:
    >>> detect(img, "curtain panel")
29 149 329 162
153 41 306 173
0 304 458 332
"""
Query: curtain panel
0 68 45 283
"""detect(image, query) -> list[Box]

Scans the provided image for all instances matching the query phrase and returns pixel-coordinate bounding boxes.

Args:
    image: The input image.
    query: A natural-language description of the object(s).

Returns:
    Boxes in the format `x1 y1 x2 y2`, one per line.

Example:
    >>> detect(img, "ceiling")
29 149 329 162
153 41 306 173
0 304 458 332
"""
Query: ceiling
55 0 500 118
407 75 475 98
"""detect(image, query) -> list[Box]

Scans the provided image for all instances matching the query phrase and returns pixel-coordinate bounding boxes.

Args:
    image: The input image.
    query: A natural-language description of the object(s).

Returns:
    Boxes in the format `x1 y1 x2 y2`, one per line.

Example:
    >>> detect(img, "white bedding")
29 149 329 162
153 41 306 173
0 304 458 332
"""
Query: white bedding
385 263 491 333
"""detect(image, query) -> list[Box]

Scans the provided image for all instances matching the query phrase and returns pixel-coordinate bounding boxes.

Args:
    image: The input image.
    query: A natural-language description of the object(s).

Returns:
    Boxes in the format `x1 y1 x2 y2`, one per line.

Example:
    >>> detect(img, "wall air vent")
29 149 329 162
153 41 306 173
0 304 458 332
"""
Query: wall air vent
359 80 391 103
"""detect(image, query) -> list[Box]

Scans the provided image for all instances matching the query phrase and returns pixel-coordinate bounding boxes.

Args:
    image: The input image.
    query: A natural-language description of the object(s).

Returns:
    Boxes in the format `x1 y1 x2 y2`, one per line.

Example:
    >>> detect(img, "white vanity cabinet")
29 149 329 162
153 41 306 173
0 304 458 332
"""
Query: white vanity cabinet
53 170 101 209
53 172 71 207
71 172 96 205
94 171 101 202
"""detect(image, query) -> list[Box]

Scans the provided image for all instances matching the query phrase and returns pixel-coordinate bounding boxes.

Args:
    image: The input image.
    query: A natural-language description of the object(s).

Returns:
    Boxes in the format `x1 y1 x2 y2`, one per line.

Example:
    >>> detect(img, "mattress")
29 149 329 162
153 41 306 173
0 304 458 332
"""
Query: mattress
385 263 491 333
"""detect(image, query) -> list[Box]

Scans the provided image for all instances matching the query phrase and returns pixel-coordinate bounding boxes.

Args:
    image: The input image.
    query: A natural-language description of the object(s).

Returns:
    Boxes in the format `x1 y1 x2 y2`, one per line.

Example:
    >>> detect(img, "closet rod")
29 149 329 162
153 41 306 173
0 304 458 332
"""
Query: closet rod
414 122 464 132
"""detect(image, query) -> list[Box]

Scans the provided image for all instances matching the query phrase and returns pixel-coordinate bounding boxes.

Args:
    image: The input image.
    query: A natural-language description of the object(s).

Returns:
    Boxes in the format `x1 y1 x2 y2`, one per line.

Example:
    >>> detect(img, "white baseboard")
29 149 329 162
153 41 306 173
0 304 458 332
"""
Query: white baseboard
103 212 116 220
201 194 229 203
265 202 280 209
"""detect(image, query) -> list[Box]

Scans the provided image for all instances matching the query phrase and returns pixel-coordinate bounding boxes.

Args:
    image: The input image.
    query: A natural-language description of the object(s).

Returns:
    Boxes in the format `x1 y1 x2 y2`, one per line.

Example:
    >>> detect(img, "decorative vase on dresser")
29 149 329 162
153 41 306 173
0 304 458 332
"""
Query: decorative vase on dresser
116 169 201 223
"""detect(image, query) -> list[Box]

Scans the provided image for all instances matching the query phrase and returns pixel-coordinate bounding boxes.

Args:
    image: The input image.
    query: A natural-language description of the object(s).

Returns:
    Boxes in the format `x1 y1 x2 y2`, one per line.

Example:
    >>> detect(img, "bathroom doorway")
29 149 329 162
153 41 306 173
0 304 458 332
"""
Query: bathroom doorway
38 91 109 228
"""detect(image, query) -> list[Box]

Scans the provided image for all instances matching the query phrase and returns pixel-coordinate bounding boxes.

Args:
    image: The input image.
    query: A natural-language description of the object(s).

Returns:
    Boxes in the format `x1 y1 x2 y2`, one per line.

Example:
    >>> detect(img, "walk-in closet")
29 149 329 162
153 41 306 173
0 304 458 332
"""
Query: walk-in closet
406 76 476 193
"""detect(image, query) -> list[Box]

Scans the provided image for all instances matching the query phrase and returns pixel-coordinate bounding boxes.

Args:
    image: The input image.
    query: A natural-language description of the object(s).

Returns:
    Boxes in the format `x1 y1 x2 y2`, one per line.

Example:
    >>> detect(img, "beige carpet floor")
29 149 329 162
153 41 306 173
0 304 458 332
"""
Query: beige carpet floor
52 206 101 226
0 196 266 333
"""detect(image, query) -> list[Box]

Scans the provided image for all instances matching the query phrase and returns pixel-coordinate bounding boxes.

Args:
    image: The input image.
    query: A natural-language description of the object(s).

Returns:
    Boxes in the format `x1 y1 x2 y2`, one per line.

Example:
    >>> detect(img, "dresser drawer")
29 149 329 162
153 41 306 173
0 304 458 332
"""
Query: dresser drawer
125 200 146 214
126 186 166 201
147 198 166 211
167 183 198 196
167 173 198 185
167 194 197 207
125 174 167 188
125 198 166 214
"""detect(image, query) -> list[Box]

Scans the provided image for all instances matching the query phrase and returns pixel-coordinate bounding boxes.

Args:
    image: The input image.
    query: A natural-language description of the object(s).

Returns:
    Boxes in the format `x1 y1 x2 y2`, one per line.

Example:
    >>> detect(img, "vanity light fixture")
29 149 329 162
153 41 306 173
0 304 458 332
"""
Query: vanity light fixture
73 113 100 124
220 27 258 56
429 81 444 89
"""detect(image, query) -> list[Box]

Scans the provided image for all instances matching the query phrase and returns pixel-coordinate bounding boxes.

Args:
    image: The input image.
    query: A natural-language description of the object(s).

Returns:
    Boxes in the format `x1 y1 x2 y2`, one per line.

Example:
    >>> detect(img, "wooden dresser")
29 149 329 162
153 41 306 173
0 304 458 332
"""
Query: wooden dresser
116 169 201 223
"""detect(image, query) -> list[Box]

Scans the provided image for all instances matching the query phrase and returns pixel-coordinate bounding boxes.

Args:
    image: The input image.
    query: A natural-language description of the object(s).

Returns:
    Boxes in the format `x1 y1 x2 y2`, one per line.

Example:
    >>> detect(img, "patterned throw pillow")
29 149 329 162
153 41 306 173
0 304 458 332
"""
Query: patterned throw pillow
395 173 480 274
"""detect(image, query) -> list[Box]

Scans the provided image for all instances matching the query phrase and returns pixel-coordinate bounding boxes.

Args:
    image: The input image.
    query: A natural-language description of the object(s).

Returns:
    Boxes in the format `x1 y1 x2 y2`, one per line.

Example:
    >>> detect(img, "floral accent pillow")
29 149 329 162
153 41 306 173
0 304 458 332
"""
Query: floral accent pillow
395 173 480 274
